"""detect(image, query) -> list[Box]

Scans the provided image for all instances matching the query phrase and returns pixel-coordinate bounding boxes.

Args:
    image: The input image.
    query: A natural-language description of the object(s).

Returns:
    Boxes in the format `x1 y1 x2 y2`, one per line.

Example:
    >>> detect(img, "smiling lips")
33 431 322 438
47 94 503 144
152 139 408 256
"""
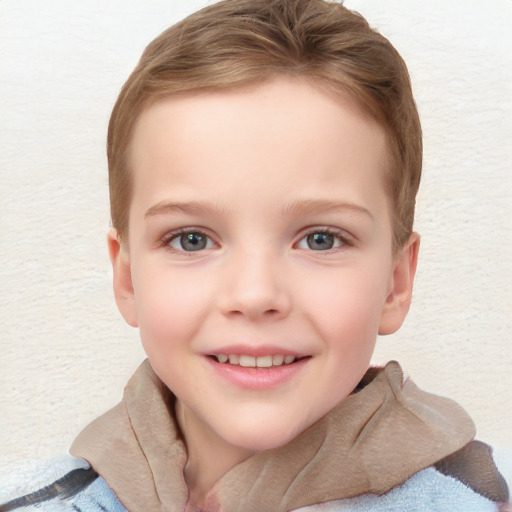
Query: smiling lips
206 346 310 389
207 352 309 389
213 354 298 368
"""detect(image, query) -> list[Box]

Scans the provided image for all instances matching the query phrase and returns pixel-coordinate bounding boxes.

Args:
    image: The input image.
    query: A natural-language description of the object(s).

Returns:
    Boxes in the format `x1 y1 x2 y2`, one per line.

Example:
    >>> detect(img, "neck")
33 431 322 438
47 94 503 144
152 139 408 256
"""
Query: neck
176 400 255 508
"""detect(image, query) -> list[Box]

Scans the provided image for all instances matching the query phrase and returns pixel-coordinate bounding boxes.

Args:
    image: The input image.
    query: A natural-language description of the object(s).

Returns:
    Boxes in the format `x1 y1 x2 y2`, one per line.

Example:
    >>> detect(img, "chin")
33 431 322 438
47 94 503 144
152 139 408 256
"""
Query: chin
224 417 308 452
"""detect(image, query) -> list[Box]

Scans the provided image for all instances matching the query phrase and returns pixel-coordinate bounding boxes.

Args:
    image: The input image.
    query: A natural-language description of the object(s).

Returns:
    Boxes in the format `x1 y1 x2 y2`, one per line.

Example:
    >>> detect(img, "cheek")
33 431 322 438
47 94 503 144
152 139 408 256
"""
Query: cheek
306 262 389 308
301 264 390 342
133 262 215 349
133 266 215 394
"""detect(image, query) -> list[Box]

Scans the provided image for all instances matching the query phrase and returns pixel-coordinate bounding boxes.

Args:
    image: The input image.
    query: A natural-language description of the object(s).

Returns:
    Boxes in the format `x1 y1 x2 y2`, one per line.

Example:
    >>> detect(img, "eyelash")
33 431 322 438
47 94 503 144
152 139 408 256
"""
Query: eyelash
296 227 354 252
160 228 217 253
159 226 354 253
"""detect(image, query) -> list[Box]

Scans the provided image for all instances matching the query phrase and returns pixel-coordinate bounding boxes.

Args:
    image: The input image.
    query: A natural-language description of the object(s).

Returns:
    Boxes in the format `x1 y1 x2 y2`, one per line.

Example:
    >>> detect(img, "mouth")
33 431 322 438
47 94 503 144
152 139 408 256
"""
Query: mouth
208 354 308 368
206 351 310 389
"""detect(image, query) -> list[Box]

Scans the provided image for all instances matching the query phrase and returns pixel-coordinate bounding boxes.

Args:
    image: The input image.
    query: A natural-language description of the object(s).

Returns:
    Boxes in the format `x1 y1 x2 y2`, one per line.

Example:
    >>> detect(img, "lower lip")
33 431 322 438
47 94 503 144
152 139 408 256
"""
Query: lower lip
206 357 310 390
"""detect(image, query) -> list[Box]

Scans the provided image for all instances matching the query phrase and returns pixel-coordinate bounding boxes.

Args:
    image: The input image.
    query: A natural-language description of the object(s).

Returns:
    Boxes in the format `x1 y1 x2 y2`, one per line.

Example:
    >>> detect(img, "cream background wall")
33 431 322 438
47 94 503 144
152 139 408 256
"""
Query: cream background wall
1 0 511 471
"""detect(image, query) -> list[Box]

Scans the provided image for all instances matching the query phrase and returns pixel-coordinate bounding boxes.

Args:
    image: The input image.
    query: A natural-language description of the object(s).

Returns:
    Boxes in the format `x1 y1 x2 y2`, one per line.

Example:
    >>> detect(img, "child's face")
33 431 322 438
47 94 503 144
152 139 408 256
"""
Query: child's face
111 77 417 453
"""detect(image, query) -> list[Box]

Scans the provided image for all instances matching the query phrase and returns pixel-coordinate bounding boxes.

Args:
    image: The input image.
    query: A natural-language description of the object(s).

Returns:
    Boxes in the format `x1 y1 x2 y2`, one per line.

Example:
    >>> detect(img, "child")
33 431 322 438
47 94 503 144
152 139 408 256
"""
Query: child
1 0 509 511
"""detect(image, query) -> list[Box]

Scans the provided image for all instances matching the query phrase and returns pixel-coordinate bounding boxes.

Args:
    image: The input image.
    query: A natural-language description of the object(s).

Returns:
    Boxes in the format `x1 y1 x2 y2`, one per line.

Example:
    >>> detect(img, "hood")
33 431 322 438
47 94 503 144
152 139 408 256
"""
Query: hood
70 359 476 512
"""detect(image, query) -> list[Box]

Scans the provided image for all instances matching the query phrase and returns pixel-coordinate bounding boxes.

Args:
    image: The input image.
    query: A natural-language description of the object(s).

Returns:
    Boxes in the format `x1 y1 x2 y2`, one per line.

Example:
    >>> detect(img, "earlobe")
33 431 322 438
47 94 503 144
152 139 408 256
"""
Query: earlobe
108 229 138 327
378 232 420 335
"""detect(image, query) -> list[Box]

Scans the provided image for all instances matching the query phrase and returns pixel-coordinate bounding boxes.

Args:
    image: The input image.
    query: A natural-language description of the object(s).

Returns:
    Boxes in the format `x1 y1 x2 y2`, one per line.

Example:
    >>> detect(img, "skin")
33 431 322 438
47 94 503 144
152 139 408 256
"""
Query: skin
108 76 419 508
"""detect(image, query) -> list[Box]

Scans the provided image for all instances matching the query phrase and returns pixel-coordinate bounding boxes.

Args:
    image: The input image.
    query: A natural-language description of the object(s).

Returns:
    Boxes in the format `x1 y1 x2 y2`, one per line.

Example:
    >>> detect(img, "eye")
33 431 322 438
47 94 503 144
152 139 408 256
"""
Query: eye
168 231 215 252
297 230 347 251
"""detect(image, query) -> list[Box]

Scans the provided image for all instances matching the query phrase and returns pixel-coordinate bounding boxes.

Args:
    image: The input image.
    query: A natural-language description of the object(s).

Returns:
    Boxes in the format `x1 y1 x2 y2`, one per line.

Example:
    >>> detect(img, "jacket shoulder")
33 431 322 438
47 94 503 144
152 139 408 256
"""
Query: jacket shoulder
0 455 126 512
434 440 509 504
294 441 510 512
294 468 504 511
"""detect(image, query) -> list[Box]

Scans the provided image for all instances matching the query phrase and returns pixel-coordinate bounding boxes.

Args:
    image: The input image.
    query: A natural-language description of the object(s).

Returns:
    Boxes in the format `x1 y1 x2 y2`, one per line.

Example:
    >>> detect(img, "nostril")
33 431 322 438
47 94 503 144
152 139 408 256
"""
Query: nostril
219 285 292 319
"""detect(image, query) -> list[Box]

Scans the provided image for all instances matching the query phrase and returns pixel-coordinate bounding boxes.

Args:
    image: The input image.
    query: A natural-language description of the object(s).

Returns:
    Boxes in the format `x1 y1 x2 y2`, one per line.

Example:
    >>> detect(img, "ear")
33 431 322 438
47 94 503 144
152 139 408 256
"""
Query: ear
108 228 138 327
378 232 420 335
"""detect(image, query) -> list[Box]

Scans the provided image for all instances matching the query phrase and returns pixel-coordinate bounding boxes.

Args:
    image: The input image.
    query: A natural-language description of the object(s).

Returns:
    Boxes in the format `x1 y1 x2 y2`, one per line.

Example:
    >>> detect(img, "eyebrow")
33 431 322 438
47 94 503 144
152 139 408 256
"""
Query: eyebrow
145 200 225 218
281 199 373 219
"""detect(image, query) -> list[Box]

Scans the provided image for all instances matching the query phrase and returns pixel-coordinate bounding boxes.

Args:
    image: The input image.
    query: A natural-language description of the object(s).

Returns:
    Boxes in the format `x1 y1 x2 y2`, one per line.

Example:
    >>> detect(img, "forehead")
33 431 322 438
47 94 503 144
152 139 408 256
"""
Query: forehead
127 76 389 216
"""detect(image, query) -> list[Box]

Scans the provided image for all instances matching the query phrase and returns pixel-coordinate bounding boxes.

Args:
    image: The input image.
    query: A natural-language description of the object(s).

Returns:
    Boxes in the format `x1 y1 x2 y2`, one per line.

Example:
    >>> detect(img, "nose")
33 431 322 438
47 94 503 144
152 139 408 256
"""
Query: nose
217 249 292 321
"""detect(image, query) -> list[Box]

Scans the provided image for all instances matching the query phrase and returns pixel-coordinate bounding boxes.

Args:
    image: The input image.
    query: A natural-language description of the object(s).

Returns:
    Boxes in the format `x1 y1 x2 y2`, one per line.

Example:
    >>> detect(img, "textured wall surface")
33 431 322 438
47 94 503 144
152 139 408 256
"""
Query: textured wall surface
1 0 511 472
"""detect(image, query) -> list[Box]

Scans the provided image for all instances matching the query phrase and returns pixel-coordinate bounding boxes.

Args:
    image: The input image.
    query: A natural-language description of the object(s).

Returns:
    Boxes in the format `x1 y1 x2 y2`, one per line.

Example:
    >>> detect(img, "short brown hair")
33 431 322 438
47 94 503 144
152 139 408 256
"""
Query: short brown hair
108 0 422 250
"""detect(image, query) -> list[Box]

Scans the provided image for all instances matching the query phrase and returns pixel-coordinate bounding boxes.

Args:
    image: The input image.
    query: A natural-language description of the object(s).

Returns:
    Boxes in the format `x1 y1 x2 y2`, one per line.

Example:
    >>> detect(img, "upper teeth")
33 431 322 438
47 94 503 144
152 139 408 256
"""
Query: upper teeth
214 354 296 367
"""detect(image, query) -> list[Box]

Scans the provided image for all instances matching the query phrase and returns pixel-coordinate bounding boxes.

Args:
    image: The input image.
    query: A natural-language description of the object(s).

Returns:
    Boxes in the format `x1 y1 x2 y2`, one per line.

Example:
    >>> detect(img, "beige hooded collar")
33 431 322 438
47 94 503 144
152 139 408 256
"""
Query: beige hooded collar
70 360 475 512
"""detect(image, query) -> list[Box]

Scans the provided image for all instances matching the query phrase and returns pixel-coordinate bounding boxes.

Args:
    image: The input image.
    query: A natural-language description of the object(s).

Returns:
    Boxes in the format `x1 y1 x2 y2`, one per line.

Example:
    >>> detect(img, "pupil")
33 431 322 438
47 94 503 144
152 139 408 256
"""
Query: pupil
307 233 334 250
181 233 206 251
